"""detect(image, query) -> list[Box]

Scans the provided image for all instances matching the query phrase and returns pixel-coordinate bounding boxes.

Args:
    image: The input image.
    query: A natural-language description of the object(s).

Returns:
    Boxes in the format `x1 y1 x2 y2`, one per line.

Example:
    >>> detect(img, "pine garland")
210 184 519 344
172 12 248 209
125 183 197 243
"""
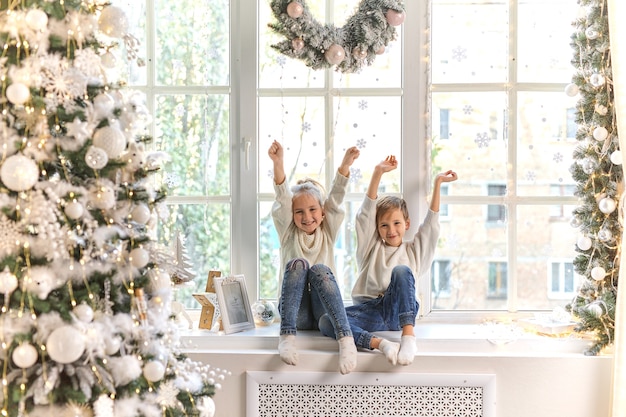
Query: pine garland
268 0 405 73
567 0 621 356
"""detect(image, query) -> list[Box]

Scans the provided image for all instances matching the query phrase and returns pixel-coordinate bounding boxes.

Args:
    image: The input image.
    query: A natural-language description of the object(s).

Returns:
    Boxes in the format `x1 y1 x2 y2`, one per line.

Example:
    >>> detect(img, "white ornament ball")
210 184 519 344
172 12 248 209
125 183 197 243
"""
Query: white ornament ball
286 1 304 18
581 158 597 174
564 83 579 97
589 73 605 87
588 303 603 317
591 266 606 281
93 93 116 119
90 184 116 210
598 228 613 242
92 126 126 159
324 44 345 65
577 236 592 251
12 343 39 368
46 325 86 364
569 216 582 228
0 154 39 191
585 27 599 40
99 6 129 38
0 267 18 294
130 247 150 268
385 9 405 26
592 126 608 141
143 361 166 382
73 303 94 323
64 201 84 220
101 51 117 68
131 204 151 224
610 150 622 165
25 9 48 31
197 396 216 417
104 337 121 355
85 146 109 170
598 197 616 214
6 82 30 105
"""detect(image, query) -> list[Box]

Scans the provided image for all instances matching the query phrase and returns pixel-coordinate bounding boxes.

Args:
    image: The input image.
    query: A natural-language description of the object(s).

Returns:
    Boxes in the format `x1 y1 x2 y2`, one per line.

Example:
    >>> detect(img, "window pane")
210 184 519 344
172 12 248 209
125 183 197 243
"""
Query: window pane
433 204 508 310
155 0 229 86
158 204 231 308
155 94 230 197
516 205 578 308
431 92 508 195
517 0 579 83
431 0 508 84
517 92 578 195
111 0 147 85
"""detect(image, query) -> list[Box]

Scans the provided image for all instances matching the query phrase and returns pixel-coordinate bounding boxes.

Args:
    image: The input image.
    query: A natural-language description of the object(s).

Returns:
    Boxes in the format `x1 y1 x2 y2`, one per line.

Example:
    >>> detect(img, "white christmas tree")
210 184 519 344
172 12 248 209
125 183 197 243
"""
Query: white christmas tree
0 2 225 416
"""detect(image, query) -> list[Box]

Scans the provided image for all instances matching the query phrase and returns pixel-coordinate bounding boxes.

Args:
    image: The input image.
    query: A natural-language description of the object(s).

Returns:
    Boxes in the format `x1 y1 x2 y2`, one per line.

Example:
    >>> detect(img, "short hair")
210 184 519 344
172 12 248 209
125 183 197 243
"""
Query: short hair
291 178 326 207
376 195 409 225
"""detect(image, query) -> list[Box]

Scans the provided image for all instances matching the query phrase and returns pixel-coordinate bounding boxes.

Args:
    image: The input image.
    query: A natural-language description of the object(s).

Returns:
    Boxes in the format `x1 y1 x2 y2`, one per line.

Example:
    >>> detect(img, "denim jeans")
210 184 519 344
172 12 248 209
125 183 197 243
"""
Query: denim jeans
320 265 418 349
278 258 352 339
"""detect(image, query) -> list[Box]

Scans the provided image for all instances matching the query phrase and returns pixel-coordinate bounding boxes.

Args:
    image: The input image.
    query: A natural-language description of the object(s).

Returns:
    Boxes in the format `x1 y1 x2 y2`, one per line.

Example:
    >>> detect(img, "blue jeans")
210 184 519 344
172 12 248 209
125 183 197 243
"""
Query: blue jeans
320 265 418 349
278 258 352 339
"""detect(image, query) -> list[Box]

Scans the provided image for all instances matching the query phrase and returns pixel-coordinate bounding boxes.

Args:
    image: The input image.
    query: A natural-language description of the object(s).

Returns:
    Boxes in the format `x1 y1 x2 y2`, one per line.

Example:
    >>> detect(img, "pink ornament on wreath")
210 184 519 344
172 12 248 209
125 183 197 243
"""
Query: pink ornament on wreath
352 46 368 60
386 9 405 26
324 44 345 65
375 46 385 55
287 2 304 18
292 38 305 51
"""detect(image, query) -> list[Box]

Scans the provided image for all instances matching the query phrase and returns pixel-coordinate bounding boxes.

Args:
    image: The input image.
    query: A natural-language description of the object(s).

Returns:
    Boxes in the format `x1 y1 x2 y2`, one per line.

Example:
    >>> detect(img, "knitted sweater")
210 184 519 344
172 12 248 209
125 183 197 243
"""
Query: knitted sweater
351 195 440 305
271 173 349 296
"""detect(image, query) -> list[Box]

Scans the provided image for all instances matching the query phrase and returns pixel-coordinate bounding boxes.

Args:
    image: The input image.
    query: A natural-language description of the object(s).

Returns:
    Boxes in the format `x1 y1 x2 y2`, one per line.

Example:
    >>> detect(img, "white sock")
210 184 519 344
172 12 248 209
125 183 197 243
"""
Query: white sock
338 336 357 375
398 335 417 365
278 335 298 365
378 338 399 365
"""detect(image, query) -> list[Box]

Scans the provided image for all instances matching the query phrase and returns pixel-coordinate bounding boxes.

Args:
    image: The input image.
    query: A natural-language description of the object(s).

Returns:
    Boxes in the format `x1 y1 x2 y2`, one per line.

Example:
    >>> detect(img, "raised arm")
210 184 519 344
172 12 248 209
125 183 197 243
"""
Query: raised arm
268 140 286 185
338 146 360 177
429 170 458 212
367 155 398 199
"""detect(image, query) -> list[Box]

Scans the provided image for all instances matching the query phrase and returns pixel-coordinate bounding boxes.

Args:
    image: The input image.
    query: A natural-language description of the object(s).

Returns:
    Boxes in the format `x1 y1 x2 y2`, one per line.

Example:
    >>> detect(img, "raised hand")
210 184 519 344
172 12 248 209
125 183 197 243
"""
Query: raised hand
339 146 360 177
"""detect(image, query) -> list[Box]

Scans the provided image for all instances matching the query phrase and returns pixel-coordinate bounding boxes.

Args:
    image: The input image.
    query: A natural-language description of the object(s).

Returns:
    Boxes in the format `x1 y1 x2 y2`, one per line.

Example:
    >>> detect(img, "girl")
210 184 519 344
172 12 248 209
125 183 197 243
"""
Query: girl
268 140 359 375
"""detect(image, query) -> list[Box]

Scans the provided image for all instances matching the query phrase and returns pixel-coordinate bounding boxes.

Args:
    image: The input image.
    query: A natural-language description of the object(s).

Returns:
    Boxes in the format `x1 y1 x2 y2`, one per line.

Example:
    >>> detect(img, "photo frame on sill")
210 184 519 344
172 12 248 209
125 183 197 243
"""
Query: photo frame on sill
214 274 255 334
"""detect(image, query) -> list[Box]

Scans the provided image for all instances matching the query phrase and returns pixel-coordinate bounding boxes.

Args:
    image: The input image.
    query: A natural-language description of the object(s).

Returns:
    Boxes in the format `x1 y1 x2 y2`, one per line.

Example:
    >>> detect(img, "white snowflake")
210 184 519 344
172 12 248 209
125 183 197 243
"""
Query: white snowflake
463 105 473 115
474 132 490 148
356 138 367 149
73 48 105 85
156 380 181 408
526 170 536 182
553 152 563 163
302 121 311 132
452 46 467 62
358 100 368 110
0 214 24 257
349 167 362 184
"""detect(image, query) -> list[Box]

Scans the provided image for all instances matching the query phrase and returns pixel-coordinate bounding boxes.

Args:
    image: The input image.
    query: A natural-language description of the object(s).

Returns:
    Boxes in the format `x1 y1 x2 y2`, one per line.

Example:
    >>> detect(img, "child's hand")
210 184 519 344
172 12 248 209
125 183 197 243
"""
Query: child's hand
268 140 283 163
435 170 458 184
377 155 398 173
338 146 360 177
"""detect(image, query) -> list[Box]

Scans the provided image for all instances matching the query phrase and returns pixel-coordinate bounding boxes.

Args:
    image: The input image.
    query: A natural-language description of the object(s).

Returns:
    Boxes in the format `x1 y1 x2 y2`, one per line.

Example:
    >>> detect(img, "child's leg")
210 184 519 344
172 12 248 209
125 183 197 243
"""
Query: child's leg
278 258 310 365
371 337 400 365
308 264 356 374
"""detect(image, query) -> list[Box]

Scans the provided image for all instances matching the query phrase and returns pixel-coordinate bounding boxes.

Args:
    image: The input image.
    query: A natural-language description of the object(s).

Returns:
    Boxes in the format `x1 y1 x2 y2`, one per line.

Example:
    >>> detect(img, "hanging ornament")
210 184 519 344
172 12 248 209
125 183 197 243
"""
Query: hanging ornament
286 1 304 18
352 46 368 60
589 73 605 88
98 6 129 38
104 337 122 355
324 44 346 65
585 26 599 39
0 267 18 294
595 103 608 115
385 9 405 26
196 396 216 417
598 228 613 242
0 154 40 191
143 361 166 382
92 126 126 159
12 343 39 368
598 197 616 214
592 126 608 141
564 83 579 97
591 266 606 281
291 38 305 51
587 302 603 318
46 325 86 364
610 150 622 165
6 82 30 105
73 303 95 323
130 204 151 224
101 51 118 68
25 9 49 31
64 201 84 220
130 247 150 268
93 92 116 120
577 235 592 251
376 46 385 55
85 146 109 170
570 216 582 228
581 158 597 174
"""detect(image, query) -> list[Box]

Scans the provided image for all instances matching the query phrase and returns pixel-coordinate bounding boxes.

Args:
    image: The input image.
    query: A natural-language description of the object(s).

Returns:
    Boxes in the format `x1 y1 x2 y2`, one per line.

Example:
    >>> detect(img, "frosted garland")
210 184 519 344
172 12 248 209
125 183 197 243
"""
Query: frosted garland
268 0 405 73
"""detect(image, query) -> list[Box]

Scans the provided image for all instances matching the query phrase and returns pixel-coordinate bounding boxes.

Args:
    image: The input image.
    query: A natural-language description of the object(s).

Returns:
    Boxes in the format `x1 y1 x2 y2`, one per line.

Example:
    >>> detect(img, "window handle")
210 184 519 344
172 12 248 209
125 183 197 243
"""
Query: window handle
243 137 251 170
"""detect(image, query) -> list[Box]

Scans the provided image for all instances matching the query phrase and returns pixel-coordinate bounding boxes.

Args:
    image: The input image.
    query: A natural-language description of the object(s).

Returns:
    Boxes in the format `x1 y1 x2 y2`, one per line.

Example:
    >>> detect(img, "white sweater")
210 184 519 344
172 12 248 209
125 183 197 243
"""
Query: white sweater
351 196 440 304
271 173 349 296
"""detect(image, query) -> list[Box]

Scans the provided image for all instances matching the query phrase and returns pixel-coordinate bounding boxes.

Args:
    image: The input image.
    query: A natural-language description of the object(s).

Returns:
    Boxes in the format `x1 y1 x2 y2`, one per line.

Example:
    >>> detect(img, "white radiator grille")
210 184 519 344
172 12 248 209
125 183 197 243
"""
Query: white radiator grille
247 372 496 417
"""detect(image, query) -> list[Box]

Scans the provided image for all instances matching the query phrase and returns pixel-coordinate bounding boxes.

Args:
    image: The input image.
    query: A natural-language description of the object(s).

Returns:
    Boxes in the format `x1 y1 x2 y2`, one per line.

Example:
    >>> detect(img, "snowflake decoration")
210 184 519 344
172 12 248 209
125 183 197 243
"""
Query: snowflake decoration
356 138 367 149
462 105 473 115
474 132 490 148
174 104 185 118
276 55 287 67
156 380 182 408
0 214 23 256
452 46 467 62
93 394 115 417
302 122 311 132
526 170 536 182
553 152 563 163
172 59 185 71
358 100 368 110
349 167 362 184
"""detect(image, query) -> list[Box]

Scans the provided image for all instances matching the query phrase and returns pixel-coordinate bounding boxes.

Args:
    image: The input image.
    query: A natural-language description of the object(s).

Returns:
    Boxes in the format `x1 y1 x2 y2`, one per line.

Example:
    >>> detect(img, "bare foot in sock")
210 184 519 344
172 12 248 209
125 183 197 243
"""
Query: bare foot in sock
378 338 399 365
338 336 357 374
278 335 298 365
397 335 417 365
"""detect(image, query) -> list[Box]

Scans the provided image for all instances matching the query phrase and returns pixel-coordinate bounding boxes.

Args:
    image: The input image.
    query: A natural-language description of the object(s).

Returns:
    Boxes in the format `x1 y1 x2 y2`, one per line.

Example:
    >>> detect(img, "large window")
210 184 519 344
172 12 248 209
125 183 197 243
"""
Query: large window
119 0 580 315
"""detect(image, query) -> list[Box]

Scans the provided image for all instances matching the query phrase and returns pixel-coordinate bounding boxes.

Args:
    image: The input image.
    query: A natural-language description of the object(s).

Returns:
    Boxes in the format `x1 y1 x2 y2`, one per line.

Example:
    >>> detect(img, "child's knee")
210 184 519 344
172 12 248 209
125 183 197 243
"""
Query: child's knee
286 258 309 271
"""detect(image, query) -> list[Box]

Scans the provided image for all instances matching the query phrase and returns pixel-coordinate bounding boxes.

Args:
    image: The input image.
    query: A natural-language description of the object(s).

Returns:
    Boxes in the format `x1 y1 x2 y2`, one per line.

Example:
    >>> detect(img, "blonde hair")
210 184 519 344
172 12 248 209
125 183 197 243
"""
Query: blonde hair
291 178 326 206
376 196 409 225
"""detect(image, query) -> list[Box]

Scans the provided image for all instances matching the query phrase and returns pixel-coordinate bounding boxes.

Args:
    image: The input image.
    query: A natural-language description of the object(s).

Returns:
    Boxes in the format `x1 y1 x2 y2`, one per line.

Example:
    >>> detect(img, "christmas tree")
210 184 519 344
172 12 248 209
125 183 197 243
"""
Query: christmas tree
0 2 225 416
567 0 622 356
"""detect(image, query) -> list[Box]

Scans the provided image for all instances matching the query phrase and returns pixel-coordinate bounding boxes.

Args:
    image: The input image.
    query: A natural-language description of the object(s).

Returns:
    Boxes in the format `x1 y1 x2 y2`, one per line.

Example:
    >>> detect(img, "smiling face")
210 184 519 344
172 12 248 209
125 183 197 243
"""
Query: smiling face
292 192 325 235
376 207 410 247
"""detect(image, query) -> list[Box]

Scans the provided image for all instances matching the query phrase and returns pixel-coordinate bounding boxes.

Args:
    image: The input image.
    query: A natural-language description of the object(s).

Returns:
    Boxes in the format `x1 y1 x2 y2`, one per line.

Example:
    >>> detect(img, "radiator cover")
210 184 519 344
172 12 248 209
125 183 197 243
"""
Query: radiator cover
247 371 496 417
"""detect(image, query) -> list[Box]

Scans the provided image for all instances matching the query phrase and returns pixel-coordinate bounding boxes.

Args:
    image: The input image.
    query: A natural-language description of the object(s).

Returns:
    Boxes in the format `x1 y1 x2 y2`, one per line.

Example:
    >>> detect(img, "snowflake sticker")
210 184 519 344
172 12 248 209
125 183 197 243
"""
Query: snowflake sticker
452 46 467 62
358 100 368 110
474 132 490 148
302 122 311 132
553 152 563 163
462 105 473 115
349 167 362 184
356 138 367 149
526 171 536 182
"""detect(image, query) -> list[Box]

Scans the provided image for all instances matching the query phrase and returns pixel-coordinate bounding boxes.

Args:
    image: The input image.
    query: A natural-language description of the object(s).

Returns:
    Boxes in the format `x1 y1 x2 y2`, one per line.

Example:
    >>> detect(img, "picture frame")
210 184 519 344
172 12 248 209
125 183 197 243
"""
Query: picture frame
214 275 255 334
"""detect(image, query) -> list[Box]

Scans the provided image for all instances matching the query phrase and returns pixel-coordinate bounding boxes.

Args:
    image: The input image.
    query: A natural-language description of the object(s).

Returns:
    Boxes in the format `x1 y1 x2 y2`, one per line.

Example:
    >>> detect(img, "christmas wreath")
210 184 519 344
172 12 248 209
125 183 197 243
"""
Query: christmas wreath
268 0 406 73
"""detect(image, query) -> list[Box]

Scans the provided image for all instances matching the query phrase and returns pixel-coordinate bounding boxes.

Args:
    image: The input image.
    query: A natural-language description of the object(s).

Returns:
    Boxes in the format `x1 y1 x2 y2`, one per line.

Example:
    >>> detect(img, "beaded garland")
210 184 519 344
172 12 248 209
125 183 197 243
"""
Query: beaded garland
268 0 406 73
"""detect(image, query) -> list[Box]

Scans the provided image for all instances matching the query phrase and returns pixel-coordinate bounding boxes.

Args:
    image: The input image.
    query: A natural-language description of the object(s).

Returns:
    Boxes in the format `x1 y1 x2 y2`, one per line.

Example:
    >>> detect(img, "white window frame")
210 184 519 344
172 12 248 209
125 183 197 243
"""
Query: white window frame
547 259 581 300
